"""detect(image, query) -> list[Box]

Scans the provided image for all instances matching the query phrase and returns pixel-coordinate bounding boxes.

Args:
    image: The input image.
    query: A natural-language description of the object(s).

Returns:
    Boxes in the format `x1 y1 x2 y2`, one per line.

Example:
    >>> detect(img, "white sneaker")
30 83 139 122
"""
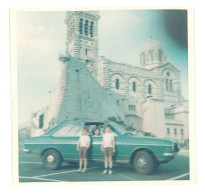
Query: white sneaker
108 170 112 175
103 169 107 174
81 169 86 173
77 169 82 173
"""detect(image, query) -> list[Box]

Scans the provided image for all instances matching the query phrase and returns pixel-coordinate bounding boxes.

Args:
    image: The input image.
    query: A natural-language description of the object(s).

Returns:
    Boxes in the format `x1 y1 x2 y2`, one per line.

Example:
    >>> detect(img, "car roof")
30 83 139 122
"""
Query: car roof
66 119 108 124
84 122 104 125
43 120 110 136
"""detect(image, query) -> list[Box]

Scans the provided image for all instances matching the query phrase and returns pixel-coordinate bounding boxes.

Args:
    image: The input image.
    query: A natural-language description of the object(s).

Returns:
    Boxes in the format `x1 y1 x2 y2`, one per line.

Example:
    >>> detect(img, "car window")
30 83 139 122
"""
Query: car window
52 123 81 137
85 124 104 136
86 124 118 137
68 125 82 136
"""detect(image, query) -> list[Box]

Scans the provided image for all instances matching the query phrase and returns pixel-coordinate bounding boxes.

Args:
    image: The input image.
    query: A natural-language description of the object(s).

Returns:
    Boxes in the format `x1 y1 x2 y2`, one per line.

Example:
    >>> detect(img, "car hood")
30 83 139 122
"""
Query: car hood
122 136 175 146
24 135 47 144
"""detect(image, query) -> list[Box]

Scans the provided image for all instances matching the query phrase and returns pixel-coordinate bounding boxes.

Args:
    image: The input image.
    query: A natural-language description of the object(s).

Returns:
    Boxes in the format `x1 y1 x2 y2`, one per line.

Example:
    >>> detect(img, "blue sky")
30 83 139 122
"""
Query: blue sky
17 10 188 124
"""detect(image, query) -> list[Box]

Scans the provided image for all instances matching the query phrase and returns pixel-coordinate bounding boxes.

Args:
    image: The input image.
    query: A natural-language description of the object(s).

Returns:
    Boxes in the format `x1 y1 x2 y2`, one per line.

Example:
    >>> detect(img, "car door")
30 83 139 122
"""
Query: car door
50 121 83 160
89 135 103 160
111 134 124 161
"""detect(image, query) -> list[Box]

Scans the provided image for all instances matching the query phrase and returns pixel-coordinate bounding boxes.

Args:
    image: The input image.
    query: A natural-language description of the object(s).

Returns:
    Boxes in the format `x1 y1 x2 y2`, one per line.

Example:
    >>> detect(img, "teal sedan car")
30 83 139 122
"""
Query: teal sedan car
23 120 180 175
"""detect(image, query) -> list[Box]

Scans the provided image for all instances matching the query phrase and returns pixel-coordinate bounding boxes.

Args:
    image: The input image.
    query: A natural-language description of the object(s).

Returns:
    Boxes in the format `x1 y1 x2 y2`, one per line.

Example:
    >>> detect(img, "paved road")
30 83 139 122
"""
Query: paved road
18 151 190 182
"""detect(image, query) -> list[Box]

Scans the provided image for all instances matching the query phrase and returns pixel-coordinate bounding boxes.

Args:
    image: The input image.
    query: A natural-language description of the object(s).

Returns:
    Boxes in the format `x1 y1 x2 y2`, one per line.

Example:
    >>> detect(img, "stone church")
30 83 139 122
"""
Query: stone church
31 11 189 142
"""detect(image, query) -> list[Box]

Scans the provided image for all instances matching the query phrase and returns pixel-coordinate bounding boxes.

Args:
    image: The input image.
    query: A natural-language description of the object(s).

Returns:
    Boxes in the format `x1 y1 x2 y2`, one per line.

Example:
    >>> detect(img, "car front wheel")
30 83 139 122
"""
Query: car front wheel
133 150 154 175
42 149 62 170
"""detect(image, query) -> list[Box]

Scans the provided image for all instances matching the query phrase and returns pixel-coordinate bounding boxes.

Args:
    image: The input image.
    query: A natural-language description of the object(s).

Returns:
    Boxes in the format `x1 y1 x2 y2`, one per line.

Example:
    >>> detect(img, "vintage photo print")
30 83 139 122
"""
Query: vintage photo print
10 8 195 184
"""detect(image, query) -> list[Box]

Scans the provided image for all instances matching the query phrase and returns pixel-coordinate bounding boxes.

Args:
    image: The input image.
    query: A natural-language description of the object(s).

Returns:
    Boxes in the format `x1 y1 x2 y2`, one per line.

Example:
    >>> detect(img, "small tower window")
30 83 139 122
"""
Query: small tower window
180 129 184 135
79 18 83 35
85 48 88 56
84 20 89 36
90 21 94 37
166 71 170 77
148 84 152 95
132 81 136 92
167 128 170 135
115 79 120 90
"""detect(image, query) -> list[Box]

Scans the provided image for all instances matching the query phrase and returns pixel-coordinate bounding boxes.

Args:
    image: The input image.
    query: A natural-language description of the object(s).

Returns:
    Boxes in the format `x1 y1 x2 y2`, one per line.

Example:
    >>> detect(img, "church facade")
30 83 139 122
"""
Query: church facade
31 11 189 142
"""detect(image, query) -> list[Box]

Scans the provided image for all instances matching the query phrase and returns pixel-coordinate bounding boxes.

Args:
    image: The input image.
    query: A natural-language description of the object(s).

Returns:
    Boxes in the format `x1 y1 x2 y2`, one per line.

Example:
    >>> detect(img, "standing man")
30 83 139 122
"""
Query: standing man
77 127 90 173
101 125 115 174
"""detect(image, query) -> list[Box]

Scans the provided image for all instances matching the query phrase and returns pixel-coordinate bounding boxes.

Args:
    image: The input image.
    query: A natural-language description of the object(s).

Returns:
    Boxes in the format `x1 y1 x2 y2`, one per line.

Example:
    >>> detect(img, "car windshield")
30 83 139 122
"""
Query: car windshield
107 121 128 135
52 122 82 137
43 121 66 136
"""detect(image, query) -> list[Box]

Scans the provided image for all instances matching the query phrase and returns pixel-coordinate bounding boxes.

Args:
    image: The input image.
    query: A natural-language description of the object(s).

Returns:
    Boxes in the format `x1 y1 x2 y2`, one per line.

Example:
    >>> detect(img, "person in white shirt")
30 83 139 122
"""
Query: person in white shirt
101 125 115 175
77 127 90 173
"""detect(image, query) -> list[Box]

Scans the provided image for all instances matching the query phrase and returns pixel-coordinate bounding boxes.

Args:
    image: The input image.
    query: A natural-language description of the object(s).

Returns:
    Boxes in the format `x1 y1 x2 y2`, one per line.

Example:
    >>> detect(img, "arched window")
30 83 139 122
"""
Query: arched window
148 84 152 95
141 53 146 65
164 71 174 92
149 50 154 62
132 81 136 92
166 79 169 91
170 80 173 91
85 48 88 56
39 114 44 129
115 79 120 90
158 50 163 62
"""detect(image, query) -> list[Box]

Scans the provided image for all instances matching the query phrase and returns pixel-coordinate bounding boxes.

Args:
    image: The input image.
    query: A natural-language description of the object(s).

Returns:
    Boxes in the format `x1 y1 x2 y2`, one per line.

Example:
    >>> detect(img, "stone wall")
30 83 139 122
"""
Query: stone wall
43 56 126 129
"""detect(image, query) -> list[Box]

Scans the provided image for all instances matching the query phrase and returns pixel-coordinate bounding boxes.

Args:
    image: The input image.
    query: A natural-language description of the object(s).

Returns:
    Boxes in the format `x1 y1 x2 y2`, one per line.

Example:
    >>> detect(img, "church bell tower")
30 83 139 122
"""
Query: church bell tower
65 11 100 62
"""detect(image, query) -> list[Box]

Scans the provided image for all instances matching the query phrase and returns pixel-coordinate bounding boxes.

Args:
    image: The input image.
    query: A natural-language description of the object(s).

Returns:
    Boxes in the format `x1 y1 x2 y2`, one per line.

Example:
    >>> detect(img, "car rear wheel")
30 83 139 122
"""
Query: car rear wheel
42 149 62 170
133 150 154 175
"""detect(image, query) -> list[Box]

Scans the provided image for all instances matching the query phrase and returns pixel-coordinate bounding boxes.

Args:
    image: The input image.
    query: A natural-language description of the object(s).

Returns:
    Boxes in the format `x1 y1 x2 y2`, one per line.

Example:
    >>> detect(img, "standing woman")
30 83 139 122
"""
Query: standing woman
92 128 101 136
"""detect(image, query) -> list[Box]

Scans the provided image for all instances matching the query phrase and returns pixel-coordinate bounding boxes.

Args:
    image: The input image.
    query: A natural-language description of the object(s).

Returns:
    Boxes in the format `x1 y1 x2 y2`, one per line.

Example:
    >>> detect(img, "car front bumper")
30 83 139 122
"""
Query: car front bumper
163 152 176 156
23 148 30 153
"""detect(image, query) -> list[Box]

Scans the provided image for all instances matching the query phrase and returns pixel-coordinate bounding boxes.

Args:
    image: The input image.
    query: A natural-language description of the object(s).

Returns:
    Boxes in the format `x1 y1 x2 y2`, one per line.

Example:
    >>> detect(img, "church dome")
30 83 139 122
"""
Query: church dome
139 38 167 68
141 39 163 52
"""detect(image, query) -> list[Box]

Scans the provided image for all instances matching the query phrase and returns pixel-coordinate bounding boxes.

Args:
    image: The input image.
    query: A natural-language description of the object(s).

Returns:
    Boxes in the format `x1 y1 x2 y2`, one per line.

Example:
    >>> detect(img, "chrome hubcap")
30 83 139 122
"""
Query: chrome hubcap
47 155 55 163
137 157 147 168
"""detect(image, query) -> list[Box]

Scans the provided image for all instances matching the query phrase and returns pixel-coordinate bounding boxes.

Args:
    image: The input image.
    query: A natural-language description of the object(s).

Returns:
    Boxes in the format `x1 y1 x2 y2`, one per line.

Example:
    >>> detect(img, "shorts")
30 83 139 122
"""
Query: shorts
79 147 88 158
103 147 114 157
